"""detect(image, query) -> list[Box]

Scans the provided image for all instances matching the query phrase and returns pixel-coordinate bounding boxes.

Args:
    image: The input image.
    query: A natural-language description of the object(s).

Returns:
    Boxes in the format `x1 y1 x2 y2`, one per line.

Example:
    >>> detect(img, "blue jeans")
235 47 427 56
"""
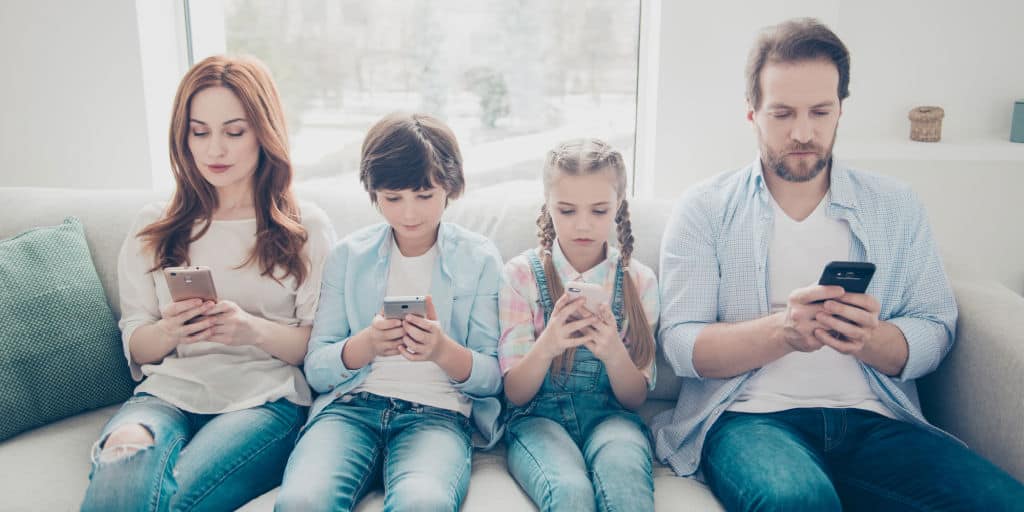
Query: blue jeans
275 392 473 512
702 408 1024 511
80 393 306 512
505 349 654 512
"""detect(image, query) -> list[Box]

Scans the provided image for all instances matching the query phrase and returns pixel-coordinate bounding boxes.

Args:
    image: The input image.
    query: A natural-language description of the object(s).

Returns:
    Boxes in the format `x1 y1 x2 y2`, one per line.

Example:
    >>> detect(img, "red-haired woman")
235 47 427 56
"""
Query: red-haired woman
81 55 335 512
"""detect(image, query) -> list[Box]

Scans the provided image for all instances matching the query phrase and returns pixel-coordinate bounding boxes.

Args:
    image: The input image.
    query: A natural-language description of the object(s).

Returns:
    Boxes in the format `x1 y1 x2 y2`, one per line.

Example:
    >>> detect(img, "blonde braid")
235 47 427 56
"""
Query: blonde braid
615 199 655 371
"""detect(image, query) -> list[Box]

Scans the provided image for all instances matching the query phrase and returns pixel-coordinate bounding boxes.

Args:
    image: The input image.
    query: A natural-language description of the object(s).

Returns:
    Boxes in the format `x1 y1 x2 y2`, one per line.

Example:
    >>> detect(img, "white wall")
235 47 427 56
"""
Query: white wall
0 1 153 189
648 0 1024 292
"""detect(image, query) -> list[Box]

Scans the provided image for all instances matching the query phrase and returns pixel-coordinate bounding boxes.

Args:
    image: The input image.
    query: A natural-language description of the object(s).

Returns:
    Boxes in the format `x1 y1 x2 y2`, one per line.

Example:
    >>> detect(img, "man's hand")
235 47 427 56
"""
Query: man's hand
813 292 882 357
778 285 846 353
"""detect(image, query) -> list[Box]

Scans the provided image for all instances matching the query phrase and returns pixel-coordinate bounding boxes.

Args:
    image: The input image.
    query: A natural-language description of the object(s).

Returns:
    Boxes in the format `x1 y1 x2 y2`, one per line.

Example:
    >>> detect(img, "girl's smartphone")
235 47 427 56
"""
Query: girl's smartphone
565 281 610 316
383 295 427 320
163 266 218 324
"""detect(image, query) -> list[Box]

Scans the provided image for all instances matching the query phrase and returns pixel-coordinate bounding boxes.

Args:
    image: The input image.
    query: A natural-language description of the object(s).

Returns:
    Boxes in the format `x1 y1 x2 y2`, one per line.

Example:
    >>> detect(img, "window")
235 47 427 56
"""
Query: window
188 0 641 190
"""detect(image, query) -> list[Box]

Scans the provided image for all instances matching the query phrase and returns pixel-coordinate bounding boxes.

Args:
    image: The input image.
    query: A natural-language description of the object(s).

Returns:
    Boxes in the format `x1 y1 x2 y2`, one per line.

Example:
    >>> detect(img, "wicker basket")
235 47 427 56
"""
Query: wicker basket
909 106 944 142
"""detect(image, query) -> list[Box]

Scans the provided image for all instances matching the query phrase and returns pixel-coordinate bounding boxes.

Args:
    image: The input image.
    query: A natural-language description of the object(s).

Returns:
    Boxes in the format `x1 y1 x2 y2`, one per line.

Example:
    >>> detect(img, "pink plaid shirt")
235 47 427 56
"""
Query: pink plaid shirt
498 241 660 383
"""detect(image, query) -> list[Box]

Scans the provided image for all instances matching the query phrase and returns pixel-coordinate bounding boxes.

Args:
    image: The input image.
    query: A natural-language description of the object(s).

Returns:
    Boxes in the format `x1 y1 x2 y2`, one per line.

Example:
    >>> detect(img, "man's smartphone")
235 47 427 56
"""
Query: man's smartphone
383 295 427 320
818 261 876 294
565 281 610 317
163 266 218 324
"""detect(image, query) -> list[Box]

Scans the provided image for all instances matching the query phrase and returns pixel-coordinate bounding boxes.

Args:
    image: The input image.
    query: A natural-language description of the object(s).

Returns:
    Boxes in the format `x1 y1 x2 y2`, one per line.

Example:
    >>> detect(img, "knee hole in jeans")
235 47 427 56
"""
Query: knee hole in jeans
96 423 155 463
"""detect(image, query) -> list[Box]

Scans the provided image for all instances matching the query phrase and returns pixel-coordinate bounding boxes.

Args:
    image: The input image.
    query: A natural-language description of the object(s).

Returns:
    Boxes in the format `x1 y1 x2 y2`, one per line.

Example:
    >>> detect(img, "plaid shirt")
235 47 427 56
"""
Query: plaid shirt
498 241 660 387
652 158 959 477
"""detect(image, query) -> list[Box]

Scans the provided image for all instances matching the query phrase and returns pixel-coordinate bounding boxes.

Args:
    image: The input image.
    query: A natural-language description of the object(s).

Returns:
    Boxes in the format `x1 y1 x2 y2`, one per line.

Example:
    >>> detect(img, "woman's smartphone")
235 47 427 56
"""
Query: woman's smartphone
565 281 610 317
817 261 876 294
383 295 427 320
163 266 218 324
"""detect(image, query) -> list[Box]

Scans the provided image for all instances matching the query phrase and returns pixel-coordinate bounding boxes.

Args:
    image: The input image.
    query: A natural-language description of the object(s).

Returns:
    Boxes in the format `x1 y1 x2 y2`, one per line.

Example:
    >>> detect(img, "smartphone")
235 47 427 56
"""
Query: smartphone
565 281 610 316
383 295 427 320
817 261 876 294
163 266 218 324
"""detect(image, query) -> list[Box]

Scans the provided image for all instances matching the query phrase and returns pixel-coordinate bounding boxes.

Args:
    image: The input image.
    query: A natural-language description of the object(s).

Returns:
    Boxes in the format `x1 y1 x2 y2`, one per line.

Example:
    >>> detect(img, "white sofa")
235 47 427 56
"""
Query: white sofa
1 178 1021 511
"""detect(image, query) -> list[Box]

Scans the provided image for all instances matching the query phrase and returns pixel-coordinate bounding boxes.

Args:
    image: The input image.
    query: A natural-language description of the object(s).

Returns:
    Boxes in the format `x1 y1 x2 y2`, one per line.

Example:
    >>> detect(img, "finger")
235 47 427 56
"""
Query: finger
183 317 216 336
823 300 876 328
372 315 402 330
556 300 588 323
598 303 615 325
403 335 429 349
790 285 846 305
551 293 576 316
403 323 428 343
184 326 213 342
815 312 866 341
425 296 438 321
165 298 203 317
398 344 427 361
170 301 213 323
814 328 864 354
833 293 881 315
380 326 406 341
404 314 434 332
563 315 598 333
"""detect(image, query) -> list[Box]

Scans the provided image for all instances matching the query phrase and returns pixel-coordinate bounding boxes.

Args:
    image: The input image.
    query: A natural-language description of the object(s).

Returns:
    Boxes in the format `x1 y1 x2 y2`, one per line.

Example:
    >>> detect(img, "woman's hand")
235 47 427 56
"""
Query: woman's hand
196 300 265 346
155 298 218 346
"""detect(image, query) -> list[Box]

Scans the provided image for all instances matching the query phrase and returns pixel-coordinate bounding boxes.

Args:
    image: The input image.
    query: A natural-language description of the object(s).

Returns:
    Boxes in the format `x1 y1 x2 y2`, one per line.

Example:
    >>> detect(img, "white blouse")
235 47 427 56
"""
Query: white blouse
117 200 336 414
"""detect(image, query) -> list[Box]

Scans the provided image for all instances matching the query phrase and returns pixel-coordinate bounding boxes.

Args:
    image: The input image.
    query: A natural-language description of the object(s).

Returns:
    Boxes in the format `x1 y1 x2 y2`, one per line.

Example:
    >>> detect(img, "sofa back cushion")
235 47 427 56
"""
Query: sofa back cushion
0 218 135 441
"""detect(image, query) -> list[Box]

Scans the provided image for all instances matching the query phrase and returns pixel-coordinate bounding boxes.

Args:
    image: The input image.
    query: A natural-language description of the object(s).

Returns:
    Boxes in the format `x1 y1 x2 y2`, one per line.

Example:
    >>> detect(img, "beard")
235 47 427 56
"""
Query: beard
760 135 836 183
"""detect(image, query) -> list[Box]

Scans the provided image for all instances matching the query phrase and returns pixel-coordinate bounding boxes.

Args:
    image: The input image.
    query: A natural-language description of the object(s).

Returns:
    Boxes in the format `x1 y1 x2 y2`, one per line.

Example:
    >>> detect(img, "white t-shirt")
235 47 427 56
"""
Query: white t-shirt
118 201 336 414
728 193 894 418
353 236 472 416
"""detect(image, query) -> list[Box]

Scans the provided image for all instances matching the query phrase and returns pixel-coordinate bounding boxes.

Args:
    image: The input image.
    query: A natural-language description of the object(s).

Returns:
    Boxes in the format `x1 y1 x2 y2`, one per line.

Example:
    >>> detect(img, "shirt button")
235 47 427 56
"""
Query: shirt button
341 372 350 378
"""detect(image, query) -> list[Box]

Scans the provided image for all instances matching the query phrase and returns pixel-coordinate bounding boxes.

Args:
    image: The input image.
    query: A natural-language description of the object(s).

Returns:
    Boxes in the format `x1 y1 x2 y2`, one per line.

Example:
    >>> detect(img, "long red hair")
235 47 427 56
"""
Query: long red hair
138 55 308 285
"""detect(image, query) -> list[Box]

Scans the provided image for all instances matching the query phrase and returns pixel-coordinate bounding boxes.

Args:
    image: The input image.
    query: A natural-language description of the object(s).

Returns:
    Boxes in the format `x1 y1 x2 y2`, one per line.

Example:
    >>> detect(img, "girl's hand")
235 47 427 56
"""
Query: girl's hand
584 303 630 364
400 296 455 362
155 298 218 346
534 294 598 360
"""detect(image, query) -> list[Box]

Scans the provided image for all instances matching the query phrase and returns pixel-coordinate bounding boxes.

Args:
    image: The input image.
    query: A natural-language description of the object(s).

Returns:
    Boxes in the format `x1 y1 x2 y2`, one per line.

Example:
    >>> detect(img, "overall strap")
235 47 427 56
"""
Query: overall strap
527 249 555 325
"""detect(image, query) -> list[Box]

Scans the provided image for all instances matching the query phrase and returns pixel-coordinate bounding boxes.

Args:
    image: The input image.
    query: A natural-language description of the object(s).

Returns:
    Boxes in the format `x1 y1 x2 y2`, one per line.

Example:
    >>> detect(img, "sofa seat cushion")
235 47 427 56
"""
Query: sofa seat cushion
0 403 722 511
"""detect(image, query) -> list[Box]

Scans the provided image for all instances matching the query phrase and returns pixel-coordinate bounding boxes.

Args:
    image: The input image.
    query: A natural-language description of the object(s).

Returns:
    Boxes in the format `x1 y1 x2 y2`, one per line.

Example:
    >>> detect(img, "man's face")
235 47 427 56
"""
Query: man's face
750 58 842 182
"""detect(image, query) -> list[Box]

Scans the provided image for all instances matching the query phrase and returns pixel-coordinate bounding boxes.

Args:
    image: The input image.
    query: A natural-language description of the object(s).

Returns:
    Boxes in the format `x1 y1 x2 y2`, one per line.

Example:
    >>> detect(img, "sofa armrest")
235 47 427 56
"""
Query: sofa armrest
918 280 1024 481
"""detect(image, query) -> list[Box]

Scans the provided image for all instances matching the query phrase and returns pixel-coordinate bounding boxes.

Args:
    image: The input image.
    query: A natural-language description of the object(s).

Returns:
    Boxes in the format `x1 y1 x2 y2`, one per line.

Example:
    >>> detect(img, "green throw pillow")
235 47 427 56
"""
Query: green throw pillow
0 217 134 441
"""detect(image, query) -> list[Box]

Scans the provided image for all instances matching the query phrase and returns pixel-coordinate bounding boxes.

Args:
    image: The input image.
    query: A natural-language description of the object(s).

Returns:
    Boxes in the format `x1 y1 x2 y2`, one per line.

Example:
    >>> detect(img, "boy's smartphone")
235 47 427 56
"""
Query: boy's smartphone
817 261 876 294
163 266 218 324
565 281 610 317
383 295 427 320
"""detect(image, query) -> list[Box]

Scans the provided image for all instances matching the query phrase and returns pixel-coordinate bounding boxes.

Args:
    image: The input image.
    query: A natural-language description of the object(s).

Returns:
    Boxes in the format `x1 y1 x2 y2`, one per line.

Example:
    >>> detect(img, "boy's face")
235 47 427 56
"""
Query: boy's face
749 57 842 182
376 184 448 252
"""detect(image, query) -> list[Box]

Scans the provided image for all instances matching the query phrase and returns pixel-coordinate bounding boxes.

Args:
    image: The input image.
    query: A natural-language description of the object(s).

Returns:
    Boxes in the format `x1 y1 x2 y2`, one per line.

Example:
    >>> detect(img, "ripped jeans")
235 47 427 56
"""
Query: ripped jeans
81 393 305 512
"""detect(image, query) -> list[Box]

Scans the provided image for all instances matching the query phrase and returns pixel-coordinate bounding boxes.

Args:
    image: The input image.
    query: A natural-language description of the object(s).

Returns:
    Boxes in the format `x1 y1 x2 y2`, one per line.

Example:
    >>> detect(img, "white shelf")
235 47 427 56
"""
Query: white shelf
835 138 1024 162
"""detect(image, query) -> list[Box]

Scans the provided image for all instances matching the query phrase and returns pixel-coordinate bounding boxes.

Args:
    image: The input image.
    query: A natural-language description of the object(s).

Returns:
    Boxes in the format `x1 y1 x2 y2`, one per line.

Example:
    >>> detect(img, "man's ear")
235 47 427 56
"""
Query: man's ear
746 98 755 122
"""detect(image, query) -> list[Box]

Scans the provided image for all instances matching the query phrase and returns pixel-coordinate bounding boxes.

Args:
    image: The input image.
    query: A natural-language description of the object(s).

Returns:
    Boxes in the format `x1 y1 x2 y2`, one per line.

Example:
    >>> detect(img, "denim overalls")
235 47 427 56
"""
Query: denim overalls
503 248 654 512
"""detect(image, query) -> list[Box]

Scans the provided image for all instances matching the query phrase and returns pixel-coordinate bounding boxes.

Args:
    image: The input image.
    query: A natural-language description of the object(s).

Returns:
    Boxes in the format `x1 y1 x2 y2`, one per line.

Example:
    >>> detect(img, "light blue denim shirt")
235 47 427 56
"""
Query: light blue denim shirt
304 222 505 448
652 158 959 476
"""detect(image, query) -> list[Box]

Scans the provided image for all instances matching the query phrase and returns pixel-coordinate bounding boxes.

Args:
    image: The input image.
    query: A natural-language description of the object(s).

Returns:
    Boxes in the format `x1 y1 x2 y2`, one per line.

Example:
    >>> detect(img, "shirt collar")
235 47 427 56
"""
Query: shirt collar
550 239 620 284
749 155 858 211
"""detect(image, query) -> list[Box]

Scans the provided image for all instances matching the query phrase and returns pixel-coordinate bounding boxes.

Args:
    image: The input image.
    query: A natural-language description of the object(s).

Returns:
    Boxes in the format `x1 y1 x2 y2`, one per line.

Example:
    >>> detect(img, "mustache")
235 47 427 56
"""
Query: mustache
785 143 822 153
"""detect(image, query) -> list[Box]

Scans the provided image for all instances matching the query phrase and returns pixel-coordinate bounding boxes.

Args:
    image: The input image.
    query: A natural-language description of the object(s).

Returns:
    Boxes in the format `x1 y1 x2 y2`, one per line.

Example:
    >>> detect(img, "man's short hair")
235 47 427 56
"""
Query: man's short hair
746 17 851 110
